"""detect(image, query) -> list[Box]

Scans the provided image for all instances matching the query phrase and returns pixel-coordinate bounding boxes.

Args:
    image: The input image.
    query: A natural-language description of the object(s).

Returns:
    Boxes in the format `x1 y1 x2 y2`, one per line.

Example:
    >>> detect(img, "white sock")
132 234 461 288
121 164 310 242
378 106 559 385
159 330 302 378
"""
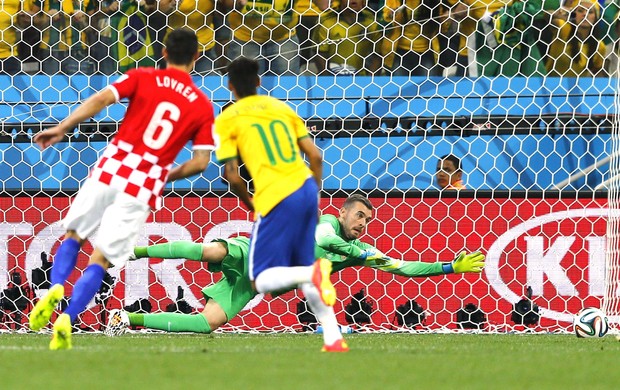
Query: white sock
301 283 342 346
254 266 313 293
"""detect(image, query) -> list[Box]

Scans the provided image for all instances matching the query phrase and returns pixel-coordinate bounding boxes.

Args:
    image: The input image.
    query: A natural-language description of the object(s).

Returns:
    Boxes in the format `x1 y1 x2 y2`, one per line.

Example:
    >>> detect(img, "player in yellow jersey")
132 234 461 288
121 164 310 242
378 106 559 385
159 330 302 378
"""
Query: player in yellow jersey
214 57 348 352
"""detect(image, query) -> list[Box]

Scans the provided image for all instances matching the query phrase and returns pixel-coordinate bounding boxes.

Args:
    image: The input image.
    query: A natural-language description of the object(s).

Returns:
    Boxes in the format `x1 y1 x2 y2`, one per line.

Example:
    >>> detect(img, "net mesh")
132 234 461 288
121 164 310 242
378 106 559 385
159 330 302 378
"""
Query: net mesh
604 71 620 328
0 0 619 334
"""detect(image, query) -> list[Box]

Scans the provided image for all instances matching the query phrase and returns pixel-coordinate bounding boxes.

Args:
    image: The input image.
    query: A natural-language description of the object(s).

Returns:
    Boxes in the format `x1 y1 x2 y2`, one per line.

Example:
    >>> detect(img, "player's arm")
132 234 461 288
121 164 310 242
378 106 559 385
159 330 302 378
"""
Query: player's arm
33 89 116 149
224 158 254 212
358 242 486 277
298 136 322 187
167 149 211 182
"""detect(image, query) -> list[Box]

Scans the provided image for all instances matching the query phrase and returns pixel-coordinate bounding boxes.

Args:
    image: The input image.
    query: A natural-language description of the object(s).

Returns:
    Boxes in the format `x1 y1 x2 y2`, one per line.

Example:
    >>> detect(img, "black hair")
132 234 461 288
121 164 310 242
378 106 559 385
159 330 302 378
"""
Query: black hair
164 28 198 66
438 154 462 172
227 57 259 98
343 194 374 211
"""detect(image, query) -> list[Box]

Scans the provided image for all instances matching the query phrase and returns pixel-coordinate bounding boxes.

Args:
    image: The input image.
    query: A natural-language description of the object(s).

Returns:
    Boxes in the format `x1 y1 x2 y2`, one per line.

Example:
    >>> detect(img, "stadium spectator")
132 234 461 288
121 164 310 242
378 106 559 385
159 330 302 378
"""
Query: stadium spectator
86 0 120 74
382 0 443 76
436 154 466 190
105 195 484 336
473 0 548 77
295 0 323 74
312 0 382 75
165 0 218 74
601 0 619 75
1 0 34 73
107 0 160 73
545 0 606 77
214 57 344 352
32 0 93 75
438 0 505 77
223 0 328 75
28 28 216 350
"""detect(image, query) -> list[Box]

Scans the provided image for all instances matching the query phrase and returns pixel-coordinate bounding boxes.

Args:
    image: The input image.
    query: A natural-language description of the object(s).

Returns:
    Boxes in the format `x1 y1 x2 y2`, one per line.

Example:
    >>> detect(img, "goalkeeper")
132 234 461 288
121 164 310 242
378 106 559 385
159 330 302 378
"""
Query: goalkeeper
106 194 485 336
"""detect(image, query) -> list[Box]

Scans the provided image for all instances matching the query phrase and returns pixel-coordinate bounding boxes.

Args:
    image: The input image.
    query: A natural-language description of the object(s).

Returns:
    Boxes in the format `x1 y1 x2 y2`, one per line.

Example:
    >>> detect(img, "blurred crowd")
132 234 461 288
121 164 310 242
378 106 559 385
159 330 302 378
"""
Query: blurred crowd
0 0 619 77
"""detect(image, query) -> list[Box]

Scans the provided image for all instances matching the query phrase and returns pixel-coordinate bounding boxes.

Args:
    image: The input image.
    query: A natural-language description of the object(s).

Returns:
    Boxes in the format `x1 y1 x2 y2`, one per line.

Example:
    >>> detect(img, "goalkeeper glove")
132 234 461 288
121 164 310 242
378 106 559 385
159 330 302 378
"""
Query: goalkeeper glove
443 251 485 274
359 248 386 261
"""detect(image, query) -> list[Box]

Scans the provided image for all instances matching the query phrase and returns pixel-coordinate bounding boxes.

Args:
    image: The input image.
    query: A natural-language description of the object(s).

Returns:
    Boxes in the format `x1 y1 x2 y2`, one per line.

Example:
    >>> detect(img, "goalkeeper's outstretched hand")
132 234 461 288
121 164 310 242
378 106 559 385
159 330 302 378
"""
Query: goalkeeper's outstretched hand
360 248 386 261
452 251 485 273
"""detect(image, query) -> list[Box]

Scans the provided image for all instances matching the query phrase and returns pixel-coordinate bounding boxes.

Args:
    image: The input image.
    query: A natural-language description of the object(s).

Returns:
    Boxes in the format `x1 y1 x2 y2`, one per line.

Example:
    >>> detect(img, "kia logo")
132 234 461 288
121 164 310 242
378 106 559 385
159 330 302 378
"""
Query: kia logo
486 208 613 323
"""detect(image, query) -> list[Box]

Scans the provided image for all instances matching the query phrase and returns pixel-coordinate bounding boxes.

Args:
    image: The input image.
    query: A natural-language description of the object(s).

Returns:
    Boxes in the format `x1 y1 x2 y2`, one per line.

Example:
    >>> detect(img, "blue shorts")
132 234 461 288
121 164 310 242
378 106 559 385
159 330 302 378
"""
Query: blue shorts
249 178 319 280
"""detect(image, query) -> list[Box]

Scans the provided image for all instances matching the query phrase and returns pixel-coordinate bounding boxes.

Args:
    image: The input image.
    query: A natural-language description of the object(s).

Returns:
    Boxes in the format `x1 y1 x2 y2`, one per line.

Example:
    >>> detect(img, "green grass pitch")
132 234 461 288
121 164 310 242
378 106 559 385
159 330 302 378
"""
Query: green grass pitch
1 333 619 389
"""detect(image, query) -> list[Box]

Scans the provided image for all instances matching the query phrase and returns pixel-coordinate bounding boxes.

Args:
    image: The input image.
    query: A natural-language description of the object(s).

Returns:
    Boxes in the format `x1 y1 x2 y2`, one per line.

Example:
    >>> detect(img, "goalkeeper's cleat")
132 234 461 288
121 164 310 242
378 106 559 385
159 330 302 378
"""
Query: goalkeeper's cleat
29 284 64 331
104 309 130 337
312 258 336 307
322 338 349 353
49 313 72 350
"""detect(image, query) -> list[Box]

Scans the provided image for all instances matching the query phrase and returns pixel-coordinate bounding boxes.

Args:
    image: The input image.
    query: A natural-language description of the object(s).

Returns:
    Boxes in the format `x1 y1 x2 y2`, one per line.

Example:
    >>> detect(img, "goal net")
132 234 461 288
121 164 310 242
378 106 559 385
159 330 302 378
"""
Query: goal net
0 0 619 334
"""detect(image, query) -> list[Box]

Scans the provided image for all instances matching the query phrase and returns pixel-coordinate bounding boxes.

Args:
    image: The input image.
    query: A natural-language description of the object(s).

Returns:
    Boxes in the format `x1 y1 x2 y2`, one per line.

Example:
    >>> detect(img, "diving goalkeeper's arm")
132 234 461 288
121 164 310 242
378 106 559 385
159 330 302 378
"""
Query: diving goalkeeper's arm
314 214 485 276
354 240 485 277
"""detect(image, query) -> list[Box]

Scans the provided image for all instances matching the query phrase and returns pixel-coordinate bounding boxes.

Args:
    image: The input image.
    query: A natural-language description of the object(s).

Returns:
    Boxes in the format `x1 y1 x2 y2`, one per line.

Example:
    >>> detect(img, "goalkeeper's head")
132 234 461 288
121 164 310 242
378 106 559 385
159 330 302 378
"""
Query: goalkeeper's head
338 195 374 240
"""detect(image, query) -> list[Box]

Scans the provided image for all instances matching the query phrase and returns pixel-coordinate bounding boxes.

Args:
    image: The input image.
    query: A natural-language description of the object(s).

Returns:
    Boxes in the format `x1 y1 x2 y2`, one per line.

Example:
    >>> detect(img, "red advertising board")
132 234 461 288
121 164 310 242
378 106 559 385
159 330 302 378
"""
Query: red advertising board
0 195 608 331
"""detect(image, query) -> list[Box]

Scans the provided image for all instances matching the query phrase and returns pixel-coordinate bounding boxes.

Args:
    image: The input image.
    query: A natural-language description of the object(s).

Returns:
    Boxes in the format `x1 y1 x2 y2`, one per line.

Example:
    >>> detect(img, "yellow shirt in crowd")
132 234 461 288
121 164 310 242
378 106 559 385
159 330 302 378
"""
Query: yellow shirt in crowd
168 0 216 53
315 9 382 75
0 0 22 59
228 0 299 43
546 19 606 77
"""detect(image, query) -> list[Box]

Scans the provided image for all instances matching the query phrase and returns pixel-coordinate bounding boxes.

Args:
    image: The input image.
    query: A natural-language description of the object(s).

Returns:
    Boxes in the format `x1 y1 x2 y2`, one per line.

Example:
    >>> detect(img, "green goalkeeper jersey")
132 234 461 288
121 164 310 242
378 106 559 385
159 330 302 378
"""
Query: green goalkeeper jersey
314 215 446 277
139 214 449 282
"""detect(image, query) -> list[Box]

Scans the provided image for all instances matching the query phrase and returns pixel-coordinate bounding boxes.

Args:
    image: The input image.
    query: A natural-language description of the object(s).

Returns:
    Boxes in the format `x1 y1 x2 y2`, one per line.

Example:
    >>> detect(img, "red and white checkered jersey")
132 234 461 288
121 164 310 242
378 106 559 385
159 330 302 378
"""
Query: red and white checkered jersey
90 67 215 209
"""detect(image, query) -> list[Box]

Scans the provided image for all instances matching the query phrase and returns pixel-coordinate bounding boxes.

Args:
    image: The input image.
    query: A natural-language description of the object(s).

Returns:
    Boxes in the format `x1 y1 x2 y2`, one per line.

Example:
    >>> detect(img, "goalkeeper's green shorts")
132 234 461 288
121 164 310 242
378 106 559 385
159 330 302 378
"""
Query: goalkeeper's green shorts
202 237 257 321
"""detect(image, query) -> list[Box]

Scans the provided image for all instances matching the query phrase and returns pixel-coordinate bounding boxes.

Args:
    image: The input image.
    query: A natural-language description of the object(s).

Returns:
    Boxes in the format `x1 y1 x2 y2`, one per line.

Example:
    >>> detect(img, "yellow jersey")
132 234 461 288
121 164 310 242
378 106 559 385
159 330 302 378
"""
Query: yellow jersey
315 9 382 75
444 0 505 57
214 95 313 217
0 0 21 58
546 20 606 77
383 0 438 53
168 0 216 52
294 0 321 17
227 0 298 43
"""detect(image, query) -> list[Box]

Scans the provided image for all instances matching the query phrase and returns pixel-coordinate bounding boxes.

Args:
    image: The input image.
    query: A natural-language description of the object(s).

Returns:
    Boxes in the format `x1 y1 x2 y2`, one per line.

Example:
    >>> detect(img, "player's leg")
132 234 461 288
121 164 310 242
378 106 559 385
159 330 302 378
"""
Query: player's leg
28 231 84 332
51 248 110 350
52 190 150 349
300 283 348 352
291 183 345 351
106 281 252 335
29 180 109 331
252 179 320 293
106 239 255 335
124 299 224 334
133 241 210 261
50 231 83 287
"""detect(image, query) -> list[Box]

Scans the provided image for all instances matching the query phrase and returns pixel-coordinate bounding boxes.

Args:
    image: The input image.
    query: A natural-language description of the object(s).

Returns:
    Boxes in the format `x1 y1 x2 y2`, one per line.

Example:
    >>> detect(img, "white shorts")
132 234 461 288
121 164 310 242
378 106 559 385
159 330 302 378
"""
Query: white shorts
62 179 150 267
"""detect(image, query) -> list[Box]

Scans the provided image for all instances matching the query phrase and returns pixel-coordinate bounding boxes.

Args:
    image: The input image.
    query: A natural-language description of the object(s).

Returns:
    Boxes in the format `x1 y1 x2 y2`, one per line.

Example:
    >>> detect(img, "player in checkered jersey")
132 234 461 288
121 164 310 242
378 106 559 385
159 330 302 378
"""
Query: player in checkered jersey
29 28 216 350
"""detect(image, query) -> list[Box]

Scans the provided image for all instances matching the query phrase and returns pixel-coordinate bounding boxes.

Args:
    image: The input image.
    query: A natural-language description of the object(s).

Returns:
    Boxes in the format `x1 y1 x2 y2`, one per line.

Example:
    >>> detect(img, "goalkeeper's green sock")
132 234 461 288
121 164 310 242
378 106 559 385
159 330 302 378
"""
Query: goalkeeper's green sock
134 241 204 260
131 312 212 333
